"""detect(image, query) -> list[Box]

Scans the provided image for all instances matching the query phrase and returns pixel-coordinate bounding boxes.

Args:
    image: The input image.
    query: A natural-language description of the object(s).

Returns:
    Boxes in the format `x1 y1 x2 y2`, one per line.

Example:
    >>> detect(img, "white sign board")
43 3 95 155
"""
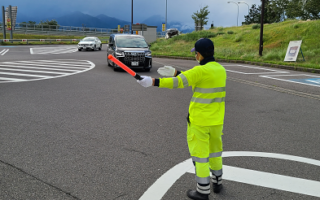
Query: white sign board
284 40 302 62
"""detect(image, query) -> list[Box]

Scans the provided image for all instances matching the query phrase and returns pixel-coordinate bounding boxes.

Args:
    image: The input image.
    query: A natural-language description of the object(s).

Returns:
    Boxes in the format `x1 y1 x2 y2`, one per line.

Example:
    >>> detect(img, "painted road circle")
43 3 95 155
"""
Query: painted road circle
139 151 320 200
0 59 95 83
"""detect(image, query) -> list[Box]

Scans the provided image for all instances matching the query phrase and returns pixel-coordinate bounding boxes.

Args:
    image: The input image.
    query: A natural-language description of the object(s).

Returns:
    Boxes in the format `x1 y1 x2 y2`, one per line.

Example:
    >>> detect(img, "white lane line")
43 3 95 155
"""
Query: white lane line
0 67 67 75
0 64 78 72
1 49 9 56
5 61 90 68
19 59 92 65
0 72 53 78
30 47 77 55
31 47 76 50
1 63 89 69
34 48 77 54
0 77 27 81
0 49 5 54
139 151 320 200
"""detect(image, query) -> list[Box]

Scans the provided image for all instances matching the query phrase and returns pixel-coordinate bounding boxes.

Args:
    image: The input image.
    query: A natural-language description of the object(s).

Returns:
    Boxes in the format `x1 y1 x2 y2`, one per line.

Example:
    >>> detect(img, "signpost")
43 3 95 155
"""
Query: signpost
162 23 166 32
284 40 304 62
132 24 147 31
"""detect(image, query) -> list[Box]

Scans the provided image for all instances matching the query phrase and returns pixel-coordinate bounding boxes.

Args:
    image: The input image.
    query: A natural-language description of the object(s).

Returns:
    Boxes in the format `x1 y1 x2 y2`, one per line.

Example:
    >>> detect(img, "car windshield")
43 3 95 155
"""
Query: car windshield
82 38 95 41
115 36 148 48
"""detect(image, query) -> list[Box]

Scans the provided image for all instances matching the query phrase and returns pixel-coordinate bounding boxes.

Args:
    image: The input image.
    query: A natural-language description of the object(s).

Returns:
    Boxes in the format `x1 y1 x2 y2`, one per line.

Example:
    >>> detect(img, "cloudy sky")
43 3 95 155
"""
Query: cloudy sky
2 0 263 28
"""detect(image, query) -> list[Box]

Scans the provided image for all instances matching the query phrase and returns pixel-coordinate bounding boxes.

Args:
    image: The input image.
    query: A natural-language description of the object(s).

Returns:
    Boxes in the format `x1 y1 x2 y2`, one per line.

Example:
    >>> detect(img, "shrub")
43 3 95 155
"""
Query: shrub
217 32 225 35
252 24 261 29
218 27 224 31
227 31 234 34
293 24 299 29
234 35 242 42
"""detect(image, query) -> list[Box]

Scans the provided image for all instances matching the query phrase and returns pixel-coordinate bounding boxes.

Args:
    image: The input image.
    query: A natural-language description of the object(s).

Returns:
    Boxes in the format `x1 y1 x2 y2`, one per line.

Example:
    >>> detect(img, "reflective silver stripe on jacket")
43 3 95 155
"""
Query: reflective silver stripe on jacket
172 77 179 88
192 156 209 163
194 87 226 93
209 151 222 158
196 176 210 184
178 74 189 87
210 169 223 176
191 97 225 104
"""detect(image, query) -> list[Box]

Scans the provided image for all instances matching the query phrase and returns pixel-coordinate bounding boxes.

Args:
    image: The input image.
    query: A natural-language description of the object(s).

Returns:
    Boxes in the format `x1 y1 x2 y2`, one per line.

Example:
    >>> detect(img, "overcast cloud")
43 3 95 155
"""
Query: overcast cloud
2 0 263 28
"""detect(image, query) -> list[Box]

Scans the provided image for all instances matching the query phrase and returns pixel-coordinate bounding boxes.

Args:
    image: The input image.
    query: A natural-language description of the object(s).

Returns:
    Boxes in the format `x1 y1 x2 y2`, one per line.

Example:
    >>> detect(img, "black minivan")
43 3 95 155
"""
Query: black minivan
107 34 152 71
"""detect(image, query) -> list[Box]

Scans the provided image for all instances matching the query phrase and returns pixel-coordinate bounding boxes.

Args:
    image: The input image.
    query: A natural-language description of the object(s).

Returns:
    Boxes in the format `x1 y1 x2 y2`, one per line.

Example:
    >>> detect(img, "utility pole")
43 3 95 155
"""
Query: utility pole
1 6 6 39
8 5 13 41
131 0 133 34
259 0 265 56
165 0 167 31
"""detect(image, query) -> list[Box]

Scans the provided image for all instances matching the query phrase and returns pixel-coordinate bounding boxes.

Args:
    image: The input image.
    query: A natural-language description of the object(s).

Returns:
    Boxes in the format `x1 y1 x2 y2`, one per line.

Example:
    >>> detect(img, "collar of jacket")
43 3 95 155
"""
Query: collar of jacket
200 56 216 65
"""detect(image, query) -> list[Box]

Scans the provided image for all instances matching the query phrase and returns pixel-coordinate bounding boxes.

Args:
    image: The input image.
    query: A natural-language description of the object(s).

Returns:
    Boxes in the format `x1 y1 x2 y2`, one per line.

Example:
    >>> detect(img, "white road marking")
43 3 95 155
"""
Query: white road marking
0 49 9 56
1 63 88 69
225 65 289 74
139 151 320 200
0 67 66 74
8 60 90 67
30 47 78 55
260 74 320 88
0 59 95 83
0 64 78 72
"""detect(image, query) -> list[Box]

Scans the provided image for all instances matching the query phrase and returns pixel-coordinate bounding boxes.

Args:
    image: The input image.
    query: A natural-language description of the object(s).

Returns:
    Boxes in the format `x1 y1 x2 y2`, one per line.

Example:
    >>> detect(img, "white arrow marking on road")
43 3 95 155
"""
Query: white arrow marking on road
139 151 320 200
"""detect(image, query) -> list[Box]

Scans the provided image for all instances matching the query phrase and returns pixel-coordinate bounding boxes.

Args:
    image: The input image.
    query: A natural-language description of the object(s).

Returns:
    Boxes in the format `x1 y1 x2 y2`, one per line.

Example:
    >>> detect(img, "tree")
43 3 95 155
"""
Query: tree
38 19 59 29
304 0 320 19
245 4 261 24
192 5 210 31
285 0 319 20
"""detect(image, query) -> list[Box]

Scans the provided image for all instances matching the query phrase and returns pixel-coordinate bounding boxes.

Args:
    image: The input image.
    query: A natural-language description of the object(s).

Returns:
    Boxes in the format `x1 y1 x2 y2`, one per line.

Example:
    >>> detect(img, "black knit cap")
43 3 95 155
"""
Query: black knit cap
190 38 214 57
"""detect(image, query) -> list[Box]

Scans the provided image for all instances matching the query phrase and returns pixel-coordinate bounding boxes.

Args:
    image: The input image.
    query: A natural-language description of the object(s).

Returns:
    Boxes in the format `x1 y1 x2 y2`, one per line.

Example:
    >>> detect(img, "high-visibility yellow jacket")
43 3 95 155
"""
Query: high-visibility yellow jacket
159 61 226 126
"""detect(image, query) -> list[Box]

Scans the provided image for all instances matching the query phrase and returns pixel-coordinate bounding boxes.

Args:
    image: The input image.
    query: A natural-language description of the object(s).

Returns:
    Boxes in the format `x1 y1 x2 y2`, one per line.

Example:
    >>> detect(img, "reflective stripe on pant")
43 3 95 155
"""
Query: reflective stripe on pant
187 123 223 184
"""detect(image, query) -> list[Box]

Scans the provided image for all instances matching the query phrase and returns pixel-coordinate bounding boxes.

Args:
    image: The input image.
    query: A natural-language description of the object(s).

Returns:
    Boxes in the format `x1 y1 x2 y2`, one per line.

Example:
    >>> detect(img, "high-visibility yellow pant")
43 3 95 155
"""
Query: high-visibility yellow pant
187 123 223 184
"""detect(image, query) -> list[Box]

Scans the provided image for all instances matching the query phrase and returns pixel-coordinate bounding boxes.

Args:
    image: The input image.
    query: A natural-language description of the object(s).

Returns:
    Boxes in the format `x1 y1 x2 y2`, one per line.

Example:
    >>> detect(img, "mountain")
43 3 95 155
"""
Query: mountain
55 11 130 29
15 11 193 33
96 14 130 28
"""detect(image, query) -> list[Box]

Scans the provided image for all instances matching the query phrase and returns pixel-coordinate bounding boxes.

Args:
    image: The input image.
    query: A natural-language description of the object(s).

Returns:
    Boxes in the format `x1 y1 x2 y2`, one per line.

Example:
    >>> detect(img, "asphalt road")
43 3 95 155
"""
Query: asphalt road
0 44 320 200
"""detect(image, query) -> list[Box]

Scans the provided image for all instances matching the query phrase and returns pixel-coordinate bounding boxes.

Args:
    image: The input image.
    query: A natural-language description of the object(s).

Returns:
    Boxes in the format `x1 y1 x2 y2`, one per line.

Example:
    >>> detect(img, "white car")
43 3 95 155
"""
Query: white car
78 37 102 51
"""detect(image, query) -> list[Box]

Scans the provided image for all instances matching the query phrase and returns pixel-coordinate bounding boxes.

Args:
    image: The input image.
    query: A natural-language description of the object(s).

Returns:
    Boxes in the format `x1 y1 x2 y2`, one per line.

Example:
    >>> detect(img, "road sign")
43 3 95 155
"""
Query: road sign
7 18 11 30
124 25 130 32
132 24 147 31
284 40 302 62
162 23 166 32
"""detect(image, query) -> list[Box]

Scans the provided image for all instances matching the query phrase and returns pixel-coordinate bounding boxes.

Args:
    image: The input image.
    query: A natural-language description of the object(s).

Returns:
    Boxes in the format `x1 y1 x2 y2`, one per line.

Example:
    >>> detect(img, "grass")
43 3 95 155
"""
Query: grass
150 19 320 70
0 33 109 45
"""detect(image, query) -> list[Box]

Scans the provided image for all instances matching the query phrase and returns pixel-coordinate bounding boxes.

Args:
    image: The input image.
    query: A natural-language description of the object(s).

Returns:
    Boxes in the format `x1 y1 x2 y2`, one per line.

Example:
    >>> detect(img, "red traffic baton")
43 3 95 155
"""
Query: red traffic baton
107 54 143 80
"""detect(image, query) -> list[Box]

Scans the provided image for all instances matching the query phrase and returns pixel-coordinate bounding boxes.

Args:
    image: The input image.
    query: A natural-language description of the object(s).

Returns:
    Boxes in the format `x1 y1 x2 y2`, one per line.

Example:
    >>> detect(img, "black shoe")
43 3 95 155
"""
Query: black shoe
212 175 223 193
212 183 223 193
186 189 209 200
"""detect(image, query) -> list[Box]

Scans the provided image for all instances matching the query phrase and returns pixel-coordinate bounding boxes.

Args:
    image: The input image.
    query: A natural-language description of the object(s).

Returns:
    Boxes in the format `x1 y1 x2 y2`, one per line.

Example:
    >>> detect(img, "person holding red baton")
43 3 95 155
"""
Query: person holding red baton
137 38 227 200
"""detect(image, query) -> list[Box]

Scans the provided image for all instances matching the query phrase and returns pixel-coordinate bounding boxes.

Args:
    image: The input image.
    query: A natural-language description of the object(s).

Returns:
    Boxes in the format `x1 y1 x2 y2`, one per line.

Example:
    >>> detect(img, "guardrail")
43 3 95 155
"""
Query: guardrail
0 39 87 44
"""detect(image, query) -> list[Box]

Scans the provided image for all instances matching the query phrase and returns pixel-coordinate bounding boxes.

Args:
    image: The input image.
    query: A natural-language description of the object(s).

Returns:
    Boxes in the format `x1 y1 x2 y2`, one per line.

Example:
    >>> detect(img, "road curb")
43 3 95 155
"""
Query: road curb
153 55 320 74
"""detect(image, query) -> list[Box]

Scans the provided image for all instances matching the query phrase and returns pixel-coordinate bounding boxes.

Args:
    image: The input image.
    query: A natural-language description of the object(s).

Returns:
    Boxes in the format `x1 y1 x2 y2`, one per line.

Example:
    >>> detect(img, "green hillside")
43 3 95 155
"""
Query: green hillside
151 19 320 69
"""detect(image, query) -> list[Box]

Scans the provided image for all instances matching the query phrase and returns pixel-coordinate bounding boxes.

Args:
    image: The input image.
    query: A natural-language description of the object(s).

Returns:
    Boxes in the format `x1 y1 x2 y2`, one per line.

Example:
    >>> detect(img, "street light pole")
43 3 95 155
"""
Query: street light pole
131 0 133 34
228 1 239 26
238 1 250 14
165 0 167 31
